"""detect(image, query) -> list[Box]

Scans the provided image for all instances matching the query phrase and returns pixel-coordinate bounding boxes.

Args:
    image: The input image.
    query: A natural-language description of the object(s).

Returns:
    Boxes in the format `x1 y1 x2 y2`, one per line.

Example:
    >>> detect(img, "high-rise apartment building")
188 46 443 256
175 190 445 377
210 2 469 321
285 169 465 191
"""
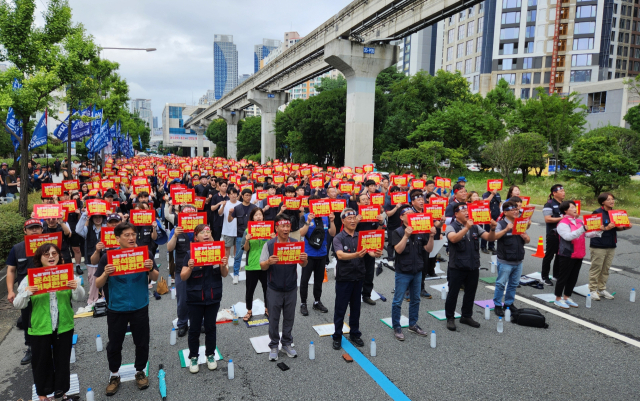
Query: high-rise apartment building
397 24 444 76
214 34 238 100
238 73 252 85
130 99 153 128
153 116 158 129
254 39 281 72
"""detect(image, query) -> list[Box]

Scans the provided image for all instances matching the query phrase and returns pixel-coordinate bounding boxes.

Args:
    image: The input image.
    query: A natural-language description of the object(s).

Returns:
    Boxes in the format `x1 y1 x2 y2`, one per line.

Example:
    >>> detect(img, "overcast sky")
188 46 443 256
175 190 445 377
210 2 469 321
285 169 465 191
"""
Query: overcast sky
35 0 349 125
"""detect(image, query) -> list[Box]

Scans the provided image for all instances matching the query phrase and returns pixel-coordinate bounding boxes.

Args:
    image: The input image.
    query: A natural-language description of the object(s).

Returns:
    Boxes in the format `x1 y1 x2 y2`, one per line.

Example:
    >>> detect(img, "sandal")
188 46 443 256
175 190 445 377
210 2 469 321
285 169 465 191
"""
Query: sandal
243 311 252 322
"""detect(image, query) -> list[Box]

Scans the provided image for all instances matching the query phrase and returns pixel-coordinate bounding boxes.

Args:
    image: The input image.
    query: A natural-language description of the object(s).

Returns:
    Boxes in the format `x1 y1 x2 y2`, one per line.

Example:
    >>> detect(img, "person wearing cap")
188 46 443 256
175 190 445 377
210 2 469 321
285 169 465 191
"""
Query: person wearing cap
5 218 44 365
77 208 107 309
481 184 502 255
541 184 566 286
491 200 530 317
259 214 309 361
445 186 467 225
42 215 73 264
228 188 258 283
331 208 383 350
444 202 498 331
355 191 385 306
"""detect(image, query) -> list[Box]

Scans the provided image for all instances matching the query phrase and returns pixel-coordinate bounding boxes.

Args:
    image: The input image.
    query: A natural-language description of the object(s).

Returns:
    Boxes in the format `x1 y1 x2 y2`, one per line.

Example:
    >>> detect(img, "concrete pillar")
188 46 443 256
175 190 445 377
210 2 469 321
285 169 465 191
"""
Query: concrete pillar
247 90 289 164
217 109 245 160
194 126 205 157
324 39 398 168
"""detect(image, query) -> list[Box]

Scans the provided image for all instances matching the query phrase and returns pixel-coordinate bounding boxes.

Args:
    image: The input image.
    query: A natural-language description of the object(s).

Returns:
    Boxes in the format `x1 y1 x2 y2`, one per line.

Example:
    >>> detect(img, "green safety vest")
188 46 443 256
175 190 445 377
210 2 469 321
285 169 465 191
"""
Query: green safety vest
28 289 75 336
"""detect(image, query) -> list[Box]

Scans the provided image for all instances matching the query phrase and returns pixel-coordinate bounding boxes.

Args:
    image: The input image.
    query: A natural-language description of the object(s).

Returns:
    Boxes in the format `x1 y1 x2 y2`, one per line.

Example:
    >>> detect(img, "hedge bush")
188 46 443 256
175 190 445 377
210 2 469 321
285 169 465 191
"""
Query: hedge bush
0 191 41 267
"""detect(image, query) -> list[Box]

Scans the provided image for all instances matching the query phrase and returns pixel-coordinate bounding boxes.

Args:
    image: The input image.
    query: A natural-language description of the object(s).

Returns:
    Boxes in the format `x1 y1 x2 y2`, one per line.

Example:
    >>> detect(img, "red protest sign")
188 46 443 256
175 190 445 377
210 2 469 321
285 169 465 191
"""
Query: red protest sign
487 179 503 192
519 196 531 207
283 197 301 210
28 264 74 295
132 184 151 196
178 212 208 233
62 180 79 191
33 204 63 219
25 232 63 257
574 200 581 216
424 204 444 220
407 213 433 234
430 196 449 209
434 177 451 188
300 196 309 208
41 183 63 198
274 241 305 264
338 182 354 193
130 209 155 226
190 241 225 266
358 205 380 222
357 230 385 252
107 246 149 276
194 197 206 211
370 193 385 206
100 179 115 191
411 179 426 189
391 192 408 205
329 198 347 213
468 203 491 224
171 188 195 204
521 206 535 220
583 214 603 233
310 177 323 189
132 177 148 186
101 227 120 249
610 210 631 227
59 200 78 214
248 221 274 240
86 199 110 216
363 163 374 173
309 199 331 217
256 190 268 201
391 175 408 186
267 195 283 208
512 218 530 235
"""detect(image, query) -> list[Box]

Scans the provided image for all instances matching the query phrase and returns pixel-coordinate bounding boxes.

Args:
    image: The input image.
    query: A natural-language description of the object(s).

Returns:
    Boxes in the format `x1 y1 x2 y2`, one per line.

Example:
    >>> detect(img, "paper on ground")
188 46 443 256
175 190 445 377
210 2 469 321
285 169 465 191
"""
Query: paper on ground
114 362 149 382
479 276 497 284
361 289 381 302
430 283 449 292
380 316 409 328
232 299 266 317
434 263 445 274
474 300 495 309
33 374 79 399
313 323 349 337
524 272 544 281
428 310 461 321
250 333 294 353
429 239 446 258
179 346 222 367
519 275 538 284
533 293 557 302
172 309 235 329
572 284 590 297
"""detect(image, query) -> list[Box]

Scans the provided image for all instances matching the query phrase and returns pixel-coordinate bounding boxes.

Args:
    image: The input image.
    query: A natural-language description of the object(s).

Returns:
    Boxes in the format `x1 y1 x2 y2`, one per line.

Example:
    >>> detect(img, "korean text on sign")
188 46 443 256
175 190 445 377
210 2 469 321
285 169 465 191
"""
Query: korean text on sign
101 227 119 248
248 221 274 240
25 233 63 257
357 230 384 252
28 264 74 295
310 200 331 217
191 241 225 266
487 179 503 191
178 212 208 233
274 242 305 264
359 205 380 222
33 204 63 219
130 209 155 226
610 210 631 227
391 192 408 205
407 213 433 234
468 204 491 225
107 246 149 276
583 214 603 233
511 218 530 235
86 199 110 216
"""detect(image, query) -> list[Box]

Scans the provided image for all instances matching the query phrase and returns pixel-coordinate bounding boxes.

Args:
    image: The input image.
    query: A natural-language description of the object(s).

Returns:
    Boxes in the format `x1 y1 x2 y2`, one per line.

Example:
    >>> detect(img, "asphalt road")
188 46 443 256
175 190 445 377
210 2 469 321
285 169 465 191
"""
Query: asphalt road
0 209 639 401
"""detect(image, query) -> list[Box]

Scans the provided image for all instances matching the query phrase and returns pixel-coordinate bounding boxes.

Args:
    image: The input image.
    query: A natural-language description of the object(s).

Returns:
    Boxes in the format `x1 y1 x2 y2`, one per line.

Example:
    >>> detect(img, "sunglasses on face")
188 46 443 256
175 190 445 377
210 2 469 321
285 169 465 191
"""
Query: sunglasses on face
44 251 59 257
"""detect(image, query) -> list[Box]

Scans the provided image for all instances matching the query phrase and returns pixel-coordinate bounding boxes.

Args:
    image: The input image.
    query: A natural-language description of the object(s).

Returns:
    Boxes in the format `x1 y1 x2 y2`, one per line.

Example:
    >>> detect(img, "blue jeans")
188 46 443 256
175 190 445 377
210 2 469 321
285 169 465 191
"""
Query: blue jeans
392 271 422 329
233 237 244 276
493 261 523 307
5 193 15 203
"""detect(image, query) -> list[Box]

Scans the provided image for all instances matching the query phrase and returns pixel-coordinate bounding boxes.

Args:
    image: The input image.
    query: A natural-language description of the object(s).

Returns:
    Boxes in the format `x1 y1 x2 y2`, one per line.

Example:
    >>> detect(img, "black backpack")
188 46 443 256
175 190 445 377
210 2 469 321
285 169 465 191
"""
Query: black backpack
307 217 325 250
511 308 548 328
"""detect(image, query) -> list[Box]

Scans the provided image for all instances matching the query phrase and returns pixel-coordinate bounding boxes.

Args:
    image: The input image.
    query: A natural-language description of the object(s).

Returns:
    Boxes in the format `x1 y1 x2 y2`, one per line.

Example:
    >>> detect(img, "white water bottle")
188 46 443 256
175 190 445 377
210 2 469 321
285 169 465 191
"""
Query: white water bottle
170 328 176 345
309 341 315 360
441 286 446 300
497 317 503 333
485 305 490 320
70 345 76 363
586 294 592 308
96 334 103 352
490 263 496 273
370 339 377 357
430 330 436 348
167 274 172 286
631 288 636 303
505 307 511 322
86 388 95 401
171 287 176 299
228 359 234 379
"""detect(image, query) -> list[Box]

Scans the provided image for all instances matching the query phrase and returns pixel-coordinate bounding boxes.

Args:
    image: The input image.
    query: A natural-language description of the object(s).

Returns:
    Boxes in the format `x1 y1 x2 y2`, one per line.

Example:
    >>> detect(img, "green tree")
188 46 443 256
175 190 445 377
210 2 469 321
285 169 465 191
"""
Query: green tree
510 132 548 182
315 75 346 92
481 136 526 185
274 98 304 161
0 0 98 217
567 136 638 196
375 65 406 93
599 123 640 165
205 118 228 157
380 141 466 176
237 115 261 159
483 79 517 128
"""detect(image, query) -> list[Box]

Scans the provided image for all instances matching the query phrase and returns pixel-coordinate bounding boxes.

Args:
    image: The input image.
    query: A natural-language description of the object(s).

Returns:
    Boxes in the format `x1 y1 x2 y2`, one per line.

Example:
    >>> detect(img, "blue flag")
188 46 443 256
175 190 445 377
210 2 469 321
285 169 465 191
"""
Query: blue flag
138 134 143 150
5 79 23 151
110 122 118 156
70 106 92 141
91 108 103 136
53 114 70 141
93 120 109 153
28 110 48 150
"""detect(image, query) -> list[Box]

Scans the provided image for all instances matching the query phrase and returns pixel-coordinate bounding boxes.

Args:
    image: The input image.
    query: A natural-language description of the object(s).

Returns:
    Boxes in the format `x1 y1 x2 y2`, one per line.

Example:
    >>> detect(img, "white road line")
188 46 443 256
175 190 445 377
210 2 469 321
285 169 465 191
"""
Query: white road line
485 285 640 349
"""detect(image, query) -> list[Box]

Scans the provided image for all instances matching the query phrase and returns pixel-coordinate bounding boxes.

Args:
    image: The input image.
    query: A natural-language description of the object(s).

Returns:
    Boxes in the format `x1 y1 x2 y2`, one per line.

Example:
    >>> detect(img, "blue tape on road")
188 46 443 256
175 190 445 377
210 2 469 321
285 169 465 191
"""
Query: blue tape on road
341 336 411 401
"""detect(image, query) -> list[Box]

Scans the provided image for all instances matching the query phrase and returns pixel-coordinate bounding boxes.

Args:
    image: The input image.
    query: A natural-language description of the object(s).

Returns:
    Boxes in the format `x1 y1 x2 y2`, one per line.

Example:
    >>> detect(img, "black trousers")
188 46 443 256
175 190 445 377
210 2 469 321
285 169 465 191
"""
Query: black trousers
386 227 398 261
541 231 560 280
21 307 31 346
555 256 583 298
31 329 74 397
300 257 325 304
445 268 479 319
421 257 437 289
361 254 375 298
333 280 363 340
245 270 268 311
187 302 220 359
106 306 150 373
212 226 223 242
481 224 495 250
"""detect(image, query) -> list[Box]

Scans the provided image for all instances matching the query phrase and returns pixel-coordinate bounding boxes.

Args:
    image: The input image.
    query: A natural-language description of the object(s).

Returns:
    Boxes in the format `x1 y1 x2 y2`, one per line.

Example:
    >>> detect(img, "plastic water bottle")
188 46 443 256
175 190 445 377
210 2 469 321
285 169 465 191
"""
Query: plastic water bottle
233 312 238 325
430 330 436 349
505 307 511 322
309 341 315 360
435 261 441 272
167 274 172 286
586 294 592 308
227 359 234 379
170 287 176 300
70 345 76 363
370 339 377 357
96 334 103 352
497 317 503 333
170 328 176 345
86 388 95 401
485 305 490 320
490 263 496 273
631 288 636 303
80 275 84 286
441 286 446 300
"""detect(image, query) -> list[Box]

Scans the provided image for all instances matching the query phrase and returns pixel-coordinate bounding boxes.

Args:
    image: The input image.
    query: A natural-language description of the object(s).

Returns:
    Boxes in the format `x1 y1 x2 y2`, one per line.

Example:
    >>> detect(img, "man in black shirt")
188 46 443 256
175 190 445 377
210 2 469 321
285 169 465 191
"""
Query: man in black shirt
355 192 385 305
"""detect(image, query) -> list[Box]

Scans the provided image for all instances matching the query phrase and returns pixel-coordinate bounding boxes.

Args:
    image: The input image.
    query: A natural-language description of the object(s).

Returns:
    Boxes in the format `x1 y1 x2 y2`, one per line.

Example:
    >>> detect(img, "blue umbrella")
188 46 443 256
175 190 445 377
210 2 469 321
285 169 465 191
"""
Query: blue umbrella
158 364 167 400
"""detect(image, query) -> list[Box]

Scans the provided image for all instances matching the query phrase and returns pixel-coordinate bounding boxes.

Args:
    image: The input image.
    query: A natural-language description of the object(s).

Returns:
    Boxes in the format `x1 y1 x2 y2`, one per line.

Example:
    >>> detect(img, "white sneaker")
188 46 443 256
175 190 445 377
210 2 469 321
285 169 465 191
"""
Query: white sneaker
590 291 601 301
598 290 615 300
189 357 199 373
206 355 217 370
233 275 239 285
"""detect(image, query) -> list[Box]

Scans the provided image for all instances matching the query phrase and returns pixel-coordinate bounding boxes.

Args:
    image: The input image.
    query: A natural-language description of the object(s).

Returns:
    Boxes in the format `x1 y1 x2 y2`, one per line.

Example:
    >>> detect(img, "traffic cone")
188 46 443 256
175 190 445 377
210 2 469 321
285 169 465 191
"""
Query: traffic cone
323 268 328 283
532 236 545 258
